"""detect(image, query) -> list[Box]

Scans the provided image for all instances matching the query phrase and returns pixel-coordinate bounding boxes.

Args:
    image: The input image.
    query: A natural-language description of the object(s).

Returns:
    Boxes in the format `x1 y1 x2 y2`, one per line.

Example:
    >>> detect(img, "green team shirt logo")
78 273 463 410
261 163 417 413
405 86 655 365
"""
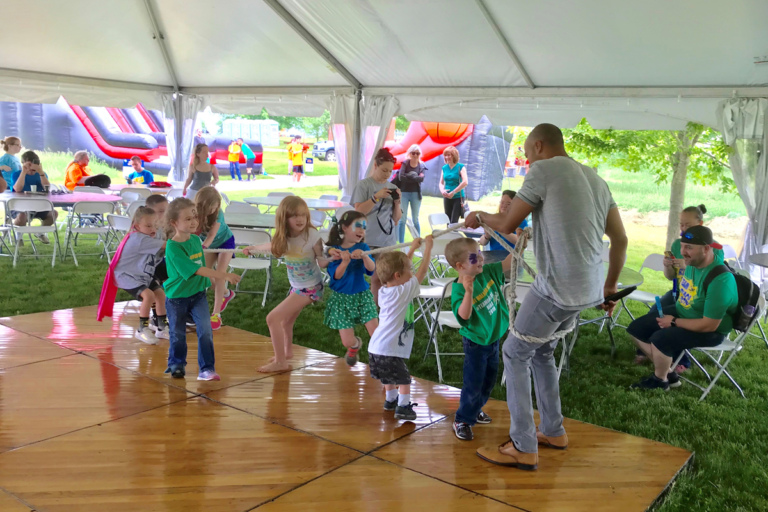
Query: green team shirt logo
678 275 698 309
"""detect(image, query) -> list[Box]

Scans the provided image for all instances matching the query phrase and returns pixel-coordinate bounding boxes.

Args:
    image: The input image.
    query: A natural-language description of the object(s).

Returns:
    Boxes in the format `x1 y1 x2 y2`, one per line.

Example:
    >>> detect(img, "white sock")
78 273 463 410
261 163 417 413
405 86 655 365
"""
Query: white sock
385 389 398 402
398 393 410 407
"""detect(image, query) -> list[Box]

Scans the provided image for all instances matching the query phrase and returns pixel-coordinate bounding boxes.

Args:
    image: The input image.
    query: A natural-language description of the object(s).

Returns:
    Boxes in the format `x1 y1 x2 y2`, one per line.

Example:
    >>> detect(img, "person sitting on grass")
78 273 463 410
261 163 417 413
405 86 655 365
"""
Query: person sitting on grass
627 226 738 391
11 151 56 246
127 156 154 185
64 150 92 190
446 237 513 442
367 235 433 421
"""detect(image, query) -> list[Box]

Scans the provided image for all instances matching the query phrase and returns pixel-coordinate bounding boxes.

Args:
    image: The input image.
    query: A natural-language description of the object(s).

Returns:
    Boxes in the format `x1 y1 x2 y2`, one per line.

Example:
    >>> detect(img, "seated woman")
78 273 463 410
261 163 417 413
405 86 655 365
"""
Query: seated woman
477 190 529 253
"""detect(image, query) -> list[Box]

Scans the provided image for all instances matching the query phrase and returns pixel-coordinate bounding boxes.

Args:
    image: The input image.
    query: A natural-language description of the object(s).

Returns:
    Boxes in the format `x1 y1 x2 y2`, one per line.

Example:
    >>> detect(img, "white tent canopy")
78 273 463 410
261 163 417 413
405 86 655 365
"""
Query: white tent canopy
1 0 767 126
2 1 768 265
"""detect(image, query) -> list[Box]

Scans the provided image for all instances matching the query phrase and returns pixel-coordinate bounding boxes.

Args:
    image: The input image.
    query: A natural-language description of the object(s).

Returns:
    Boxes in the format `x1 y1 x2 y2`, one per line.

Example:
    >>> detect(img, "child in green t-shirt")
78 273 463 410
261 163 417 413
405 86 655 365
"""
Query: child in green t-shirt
445 238 512 441
164 198 241 381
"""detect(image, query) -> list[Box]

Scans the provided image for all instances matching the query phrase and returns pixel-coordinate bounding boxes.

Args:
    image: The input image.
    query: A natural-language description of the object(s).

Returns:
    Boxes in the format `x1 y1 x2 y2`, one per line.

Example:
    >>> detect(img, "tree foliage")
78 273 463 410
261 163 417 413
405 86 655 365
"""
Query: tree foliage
562 119 733 193
221 108 332 139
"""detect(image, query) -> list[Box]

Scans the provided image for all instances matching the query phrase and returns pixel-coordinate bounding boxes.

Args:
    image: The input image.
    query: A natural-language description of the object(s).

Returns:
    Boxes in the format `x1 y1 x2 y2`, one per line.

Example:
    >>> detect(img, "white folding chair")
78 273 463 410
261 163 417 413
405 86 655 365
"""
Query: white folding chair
75 186 106 194
424 280 465 383
226 201 261 214
333 205 355 220
64 201 114 266
340 194 352 204
7 198 60 267
310 209 327 229
166 188 184 200
105 214 132 257
675 296 765 400
126 199 146 218
428 213 451 232
220 192 231 205
611 253 666 328
319 194 338 201
722 244 742 269
121 187 153 199
228 228 273 307
268 192 294 198
427 232 464 286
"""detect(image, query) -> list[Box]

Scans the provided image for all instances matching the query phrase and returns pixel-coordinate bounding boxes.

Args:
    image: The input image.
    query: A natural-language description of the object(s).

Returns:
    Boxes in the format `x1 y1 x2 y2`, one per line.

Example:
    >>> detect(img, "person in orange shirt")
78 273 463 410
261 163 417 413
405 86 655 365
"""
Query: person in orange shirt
227 140 242 181
64 151 92 190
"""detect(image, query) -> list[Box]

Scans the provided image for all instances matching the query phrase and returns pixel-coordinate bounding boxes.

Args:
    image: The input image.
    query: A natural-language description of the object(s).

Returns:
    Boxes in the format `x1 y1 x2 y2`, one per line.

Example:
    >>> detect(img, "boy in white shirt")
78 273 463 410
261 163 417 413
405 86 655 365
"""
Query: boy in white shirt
368 235 433 420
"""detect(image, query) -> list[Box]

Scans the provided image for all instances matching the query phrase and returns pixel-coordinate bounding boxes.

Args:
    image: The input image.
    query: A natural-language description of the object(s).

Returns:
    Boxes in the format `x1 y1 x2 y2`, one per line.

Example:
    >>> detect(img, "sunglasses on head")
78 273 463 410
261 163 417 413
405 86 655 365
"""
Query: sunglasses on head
681 232 695 240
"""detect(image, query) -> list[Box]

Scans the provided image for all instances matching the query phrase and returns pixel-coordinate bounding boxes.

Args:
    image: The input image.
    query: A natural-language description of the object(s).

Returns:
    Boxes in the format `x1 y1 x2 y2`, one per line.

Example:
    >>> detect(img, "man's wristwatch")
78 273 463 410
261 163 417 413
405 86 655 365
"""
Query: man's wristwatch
671 317 677 327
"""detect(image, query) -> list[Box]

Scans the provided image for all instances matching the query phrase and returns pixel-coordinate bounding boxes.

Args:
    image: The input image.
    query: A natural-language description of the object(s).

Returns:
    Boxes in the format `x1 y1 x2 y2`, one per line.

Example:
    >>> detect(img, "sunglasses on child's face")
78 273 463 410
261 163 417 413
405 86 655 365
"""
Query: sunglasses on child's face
468 252 482 265
354 221 367 230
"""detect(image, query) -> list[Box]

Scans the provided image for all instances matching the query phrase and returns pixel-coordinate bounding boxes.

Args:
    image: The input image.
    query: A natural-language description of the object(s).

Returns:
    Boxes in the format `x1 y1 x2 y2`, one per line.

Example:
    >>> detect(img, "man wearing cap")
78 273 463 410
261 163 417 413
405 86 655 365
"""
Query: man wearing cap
627 225 738 391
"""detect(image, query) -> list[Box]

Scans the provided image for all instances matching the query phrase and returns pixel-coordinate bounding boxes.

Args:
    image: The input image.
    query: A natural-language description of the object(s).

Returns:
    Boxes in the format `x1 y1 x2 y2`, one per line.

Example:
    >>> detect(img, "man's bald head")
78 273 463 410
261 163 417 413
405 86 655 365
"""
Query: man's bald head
524 123 568 164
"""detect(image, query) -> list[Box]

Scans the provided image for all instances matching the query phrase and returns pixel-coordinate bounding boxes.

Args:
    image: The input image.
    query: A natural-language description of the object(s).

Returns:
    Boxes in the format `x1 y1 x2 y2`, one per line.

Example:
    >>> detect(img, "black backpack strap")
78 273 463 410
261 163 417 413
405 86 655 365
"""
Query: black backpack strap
702 265 729 294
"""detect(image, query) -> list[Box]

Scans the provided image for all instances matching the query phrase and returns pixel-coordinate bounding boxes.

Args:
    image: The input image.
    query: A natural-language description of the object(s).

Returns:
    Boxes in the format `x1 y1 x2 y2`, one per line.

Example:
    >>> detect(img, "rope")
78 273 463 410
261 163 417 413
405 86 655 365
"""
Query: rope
476 214 575 345
203 223 468 257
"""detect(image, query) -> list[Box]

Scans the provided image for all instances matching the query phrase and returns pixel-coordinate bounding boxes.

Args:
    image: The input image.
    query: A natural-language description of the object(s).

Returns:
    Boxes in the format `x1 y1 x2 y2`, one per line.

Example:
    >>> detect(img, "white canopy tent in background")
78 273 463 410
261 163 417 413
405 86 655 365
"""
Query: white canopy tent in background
1 1 768 256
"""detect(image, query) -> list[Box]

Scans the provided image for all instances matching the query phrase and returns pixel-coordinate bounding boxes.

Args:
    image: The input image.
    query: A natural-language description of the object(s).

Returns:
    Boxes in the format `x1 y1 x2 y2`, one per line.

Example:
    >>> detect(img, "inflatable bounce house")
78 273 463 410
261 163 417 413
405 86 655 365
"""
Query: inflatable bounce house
385 116 509 200
0 97 263 176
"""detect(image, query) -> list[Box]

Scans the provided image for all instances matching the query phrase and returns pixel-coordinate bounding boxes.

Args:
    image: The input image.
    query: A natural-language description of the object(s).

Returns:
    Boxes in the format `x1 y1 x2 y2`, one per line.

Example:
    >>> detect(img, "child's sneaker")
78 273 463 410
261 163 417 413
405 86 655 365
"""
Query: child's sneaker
383 398 397 411
476 411 492 424
211 314 222 330
197 370 221 381
155 328 170 340
221 290 236 312
134 326 158 345
345 336 362 366
394 402 418 420
453 421 474 441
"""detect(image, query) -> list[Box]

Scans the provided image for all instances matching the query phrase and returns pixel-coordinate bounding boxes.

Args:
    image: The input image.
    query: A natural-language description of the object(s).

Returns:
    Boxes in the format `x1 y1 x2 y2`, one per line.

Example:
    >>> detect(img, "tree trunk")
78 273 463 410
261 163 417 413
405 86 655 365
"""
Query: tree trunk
665 126 703 249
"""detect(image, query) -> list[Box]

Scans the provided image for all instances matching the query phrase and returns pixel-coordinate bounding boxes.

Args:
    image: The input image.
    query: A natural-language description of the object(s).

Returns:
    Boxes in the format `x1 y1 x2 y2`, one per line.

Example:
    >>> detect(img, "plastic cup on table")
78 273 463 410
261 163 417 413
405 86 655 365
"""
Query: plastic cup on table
30 185 37 193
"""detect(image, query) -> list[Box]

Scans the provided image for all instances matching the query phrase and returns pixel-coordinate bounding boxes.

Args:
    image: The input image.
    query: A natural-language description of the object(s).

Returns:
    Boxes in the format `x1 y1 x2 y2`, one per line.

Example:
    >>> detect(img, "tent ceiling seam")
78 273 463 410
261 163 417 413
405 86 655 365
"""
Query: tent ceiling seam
474 0 535 89
0 67 175 93
363 86 768 99
142 0 180 91
262 0 363 89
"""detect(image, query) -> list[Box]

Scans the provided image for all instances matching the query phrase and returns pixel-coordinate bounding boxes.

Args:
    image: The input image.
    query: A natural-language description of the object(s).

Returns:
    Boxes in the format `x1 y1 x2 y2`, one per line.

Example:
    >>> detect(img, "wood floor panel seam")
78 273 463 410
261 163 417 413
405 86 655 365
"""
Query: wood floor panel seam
0 395 195 456
0 486 36 511
0 322 82 353
243 453 370 512
366 452 532 512
0 352 80 371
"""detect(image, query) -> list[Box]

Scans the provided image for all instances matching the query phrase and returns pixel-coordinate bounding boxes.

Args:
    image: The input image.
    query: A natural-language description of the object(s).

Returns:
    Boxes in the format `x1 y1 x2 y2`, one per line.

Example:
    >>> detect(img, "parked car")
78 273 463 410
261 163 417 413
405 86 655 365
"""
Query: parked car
313 140 336 162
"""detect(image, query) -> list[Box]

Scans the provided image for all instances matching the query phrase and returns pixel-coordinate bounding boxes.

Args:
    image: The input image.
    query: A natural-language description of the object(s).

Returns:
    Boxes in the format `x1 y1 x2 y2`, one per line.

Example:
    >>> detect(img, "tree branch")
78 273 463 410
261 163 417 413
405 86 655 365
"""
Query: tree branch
698 149 730 169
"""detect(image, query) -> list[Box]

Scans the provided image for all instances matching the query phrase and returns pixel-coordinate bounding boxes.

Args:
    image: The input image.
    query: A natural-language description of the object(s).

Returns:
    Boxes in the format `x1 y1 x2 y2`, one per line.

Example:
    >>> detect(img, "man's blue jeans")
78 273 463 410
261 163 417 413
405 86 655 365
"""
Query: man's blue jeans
398 191 421 243
229 161 241 180
166 291 215 373
455 337 500 425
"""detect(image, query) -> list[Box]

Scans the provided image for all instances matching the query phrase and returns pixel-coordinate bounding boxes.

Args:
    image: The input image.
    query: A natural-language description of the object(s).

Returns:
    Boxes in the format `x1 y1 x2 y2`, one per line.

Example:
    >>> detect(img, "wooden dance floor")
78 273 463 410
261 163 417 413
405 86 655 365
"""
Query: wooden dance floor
0 302 691 511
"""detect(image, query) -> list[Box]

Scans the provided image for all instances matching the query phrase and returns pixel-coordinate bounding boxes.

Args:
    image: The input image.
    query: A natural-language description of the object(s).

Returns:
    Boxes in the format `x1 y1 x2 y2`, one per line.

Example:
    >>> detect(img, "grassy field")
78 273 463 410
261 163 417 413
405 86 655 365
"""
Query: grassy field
3 153 765 510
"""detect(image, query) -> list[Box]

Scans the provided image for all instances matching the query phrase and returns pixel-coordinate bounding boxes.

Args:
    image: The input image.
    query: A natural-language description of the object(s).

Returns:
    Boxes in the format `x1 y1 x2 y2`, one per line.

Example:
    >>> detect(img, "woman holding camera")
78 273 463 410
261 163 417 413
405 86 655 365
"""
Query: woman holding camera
439 145 469 224
351 147 402 304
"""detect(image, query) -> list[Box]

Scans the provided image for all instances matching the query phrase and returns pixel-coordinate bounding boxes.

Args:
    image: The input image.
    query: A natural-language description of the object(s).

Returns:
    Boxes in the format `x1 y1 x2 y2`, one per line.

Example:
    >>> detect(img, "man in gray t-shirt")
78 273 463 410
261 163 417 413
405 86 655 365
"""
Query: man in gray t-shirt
465 124 628 471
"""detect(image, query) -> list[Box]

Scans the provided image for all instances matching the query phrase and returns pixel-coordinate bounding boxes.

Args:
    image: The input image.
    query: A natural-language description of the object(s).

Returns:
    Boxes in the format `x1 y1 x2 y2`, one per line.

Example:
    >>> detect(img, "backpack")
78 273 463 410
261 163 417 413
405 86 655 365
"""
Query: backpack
702 262 760 332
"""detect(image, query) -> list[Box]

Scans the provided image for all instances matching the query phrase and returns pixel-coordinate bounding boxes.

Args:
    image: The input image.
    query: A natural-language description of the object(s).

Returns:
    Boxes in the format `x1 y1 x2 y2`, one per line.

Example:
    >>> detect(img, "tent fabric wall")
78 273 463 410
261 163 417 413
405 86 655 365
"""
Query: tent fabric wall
329 93 358 196
358 95 399 179
163 93 204 182
717 98 768 280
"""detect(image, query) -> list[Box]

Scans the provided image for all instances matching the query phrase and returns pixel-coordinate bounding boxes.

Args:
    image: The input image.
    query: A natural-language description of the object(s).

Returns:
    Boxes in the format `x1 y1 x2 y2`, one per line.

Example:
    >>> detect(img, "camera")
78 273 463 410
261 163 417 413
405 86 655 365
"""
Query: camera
390 189 400 201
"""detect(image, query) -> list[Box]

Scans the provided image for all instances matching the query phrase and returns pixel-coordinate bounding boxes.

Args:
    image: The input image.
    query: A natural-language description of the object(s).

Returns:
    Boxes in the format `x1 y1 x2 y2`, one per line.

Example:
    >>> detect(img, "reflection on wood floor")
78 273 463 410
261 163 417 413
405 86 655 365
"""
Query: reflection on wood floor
0 302 691 511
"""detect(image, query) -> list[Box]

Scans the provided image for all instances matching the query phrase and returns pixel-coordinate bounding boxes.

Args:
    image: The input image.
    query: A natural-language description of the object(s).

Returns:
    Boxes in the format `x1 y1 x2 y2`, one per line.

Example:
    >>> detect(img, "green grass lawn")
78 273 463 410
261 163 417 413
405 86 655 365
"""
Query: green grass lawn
3 154 765 510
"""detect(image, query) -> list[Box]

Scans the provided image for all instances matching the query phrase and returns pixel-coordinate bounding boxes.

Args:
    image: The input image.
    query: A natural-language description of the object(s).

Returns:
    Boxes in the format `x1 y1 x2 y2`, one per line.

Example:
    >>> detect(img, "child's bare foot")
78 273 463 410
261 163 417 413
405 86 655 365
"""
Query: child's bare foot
257 361 290 373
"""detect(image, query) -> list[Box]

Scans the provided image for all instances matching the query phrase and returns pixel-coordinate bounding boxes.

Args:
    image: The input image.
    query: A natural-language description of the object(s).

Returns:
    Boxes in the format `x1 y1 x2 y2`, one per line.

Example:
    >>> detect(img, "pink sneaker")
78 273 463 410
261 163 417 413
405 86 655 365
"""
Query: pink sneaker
211 314 222 331
221 290 236 312
197 370 220 381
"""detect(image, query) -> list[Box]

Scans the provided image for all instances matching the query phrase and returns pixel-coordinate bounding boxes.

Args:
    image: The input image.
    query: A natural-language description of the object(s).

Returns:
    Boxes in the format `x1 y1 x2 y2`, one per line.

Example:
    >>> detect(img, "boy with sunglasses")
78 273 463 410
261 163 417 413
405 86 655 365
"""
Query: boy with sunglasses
445 237 513 441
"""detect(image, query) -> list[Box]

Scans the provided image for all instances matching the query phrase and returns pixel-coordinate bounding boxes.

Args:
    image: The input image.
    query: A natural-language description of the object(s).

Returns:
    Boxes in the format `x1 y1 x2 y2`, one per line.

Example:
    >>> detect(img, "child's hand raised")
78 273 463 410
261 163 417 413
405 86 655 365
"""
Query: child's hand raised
350 249 364 259
225 273 242 285
339 250 351 262
458 274 474 290
423 235 434 251
328 248 342 260
410 238 422 251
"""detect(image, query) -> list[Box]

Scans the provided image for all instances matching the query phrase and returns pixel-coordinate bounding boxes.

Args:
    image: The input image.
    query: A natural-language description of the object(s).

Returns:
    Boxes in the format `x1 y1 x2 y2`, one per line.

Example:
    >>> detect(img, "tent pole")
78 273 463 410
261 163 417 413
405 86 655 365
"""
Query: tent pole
350 88 363 194
142 0 180 91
